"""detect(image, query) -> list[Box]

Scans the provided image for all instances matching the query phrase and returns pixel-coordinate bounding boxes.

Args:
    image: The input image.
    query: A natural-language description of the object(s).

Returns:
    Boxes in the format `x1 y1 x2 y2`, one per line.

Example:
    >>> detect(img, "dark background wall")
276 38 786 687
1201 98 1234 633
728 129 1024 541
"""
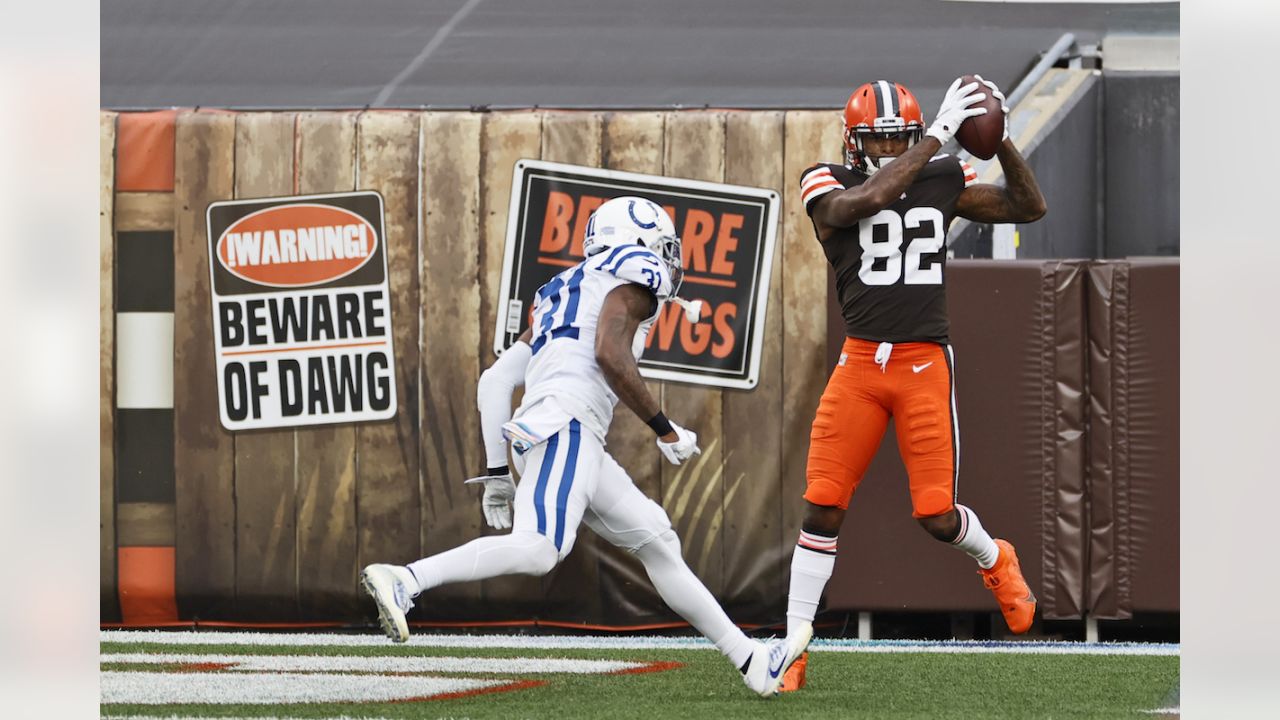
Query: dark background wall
1018 80 1105 259
1104 72 1180 258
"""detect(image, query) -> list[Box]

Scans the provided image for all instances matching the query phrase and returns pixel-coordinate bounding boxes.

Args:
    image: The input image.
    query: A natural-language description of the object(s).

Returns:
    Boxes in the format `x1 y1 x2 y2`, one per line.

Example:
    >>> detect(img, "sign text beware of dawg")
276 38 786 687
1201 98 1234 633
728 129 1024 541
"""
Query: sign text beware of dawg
206 191 397 430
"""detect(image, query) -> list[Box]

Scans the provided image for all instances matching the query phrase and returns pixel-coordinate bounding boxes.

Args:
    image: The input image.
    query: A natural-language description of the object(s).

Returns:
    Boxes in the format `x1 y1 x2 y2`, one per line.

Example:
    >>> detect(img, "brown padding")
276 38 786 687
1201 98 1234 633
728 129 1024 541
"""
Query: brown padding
1087 260 1179 617
1042 261 1088 619
115 110 178 192
823 260 1088 618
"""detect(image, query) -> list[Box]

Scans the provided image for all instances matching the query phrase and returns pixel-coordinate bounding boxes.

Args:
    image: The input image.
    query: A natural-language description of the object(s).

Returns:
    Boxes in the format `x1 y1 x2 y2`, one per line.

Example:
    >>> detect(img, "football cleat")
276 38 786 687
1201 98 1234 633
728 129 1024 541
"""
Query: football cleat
979 539 1037 634
741 622 812 699
741 639 788 698
779 651 808 692
360 564 417 643
778 620 814 692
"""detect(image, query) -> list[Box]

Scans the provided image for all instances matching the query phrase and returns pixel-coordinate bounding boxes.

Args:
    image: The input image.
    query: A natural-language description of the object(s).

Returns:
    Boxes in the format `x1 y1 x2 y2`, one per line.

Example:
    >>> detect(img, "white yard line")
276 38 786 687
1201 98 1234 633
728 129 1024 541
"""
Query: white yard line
101 652 645 674
101 670 505 705
102 630 1179 656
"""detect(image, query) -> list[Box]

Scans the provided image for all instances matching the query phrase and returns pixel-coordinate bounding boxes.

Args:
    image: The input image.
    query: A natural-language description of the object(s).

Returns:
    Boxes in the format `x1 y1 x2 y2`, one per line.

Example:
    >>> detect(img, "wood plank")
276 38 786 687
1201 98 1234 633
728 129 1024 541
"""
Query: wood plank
101 111 119 622
601 112 665 505
355 112 422 575
661 111 727 597
721 111 786 621
479 112 541 358
418 111 485 620
294 111 360 620
779 111 841 550
173 110 237 619
232 112 299 620
538 111 605 622
597 111 671 624
117 502 177 546
542 112 601 167
115 192 175 231
477 111 544 616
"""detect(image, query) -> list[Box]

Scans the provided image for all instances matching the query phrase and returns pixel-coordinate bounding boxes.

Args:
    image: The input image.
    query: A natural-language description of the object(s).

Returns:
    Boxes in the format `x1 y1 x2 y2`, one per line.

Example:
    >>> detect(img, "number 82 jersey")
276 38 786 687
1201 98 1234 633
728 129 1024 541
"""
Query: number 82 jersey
801 155 977 344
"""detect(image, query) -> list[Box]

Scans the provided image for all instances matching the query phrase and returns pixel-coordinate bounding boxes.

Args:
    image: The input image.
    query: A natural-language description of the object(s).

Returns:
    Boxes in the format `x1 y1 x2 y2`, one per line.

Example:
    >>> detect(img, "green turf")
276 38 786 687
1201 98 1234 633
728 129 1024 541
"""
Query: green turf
100 641 1179 720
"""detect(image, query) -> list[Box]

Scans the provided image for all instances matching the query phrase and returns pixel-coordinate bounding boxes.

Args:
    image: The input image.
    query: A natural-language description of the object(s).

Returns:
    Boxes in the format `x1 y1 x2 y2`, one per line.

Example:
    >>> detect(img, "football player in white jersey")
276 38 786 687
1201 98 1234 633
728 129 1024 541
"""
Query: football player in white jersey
362 196 808 697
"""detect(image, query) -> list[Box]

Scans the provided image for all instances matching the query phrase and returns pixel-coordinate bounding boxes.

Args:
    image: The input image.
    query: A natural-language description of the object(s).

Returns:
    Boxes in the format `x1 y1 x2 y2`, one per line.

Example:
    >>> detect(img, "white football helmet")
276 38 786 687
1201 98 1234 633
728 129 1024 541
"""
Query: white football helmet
583 196 683 293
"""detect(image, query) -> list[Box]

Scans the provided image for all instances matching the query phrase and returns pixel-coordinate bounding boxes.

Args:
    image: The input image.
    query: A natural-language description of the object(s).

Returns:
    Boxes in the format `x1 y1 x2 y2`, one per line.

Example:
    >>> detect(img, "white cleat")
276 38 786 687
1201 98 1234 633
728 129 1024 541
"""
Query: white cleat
741 638 790 698
786 620 814 663
360 564 417 643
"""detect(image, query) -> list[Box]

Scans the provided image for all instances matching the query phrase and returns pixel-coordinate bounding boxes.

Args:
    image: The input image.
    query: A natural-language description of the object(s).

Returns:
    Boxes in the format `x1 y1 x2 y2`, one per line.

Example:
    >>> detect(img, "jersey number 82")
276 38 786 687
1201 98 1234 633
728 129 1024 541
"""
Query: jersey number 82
858 207 946 286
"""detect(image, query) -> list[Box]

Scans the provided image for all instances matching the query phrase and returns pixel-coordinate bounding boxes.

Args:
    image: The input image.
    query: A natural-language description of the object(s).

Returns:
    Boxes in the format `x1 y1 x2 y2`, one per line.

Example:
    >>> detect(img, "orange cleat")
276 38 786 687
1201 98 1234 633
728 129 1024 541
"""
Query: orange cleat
979 539 1037 634
778 651 808 692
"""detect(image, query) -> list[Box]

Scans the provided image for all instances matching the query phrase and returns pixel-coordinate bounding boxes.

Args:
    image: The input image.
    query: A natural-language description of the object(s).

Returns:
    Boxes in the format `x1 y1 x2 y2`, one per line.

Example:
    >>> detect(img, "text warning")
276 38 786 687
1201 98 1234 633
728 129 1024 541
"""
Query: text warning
206 192 398 430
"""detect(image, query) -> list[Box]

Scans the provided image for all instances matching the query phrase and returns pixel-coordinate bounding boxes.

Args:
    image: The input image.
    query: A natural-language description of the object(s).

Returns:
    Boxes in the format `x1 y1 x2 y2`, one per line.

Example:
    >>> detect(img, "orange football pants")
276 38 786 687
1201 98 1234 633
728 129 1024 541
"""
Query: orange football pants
805 337 959 518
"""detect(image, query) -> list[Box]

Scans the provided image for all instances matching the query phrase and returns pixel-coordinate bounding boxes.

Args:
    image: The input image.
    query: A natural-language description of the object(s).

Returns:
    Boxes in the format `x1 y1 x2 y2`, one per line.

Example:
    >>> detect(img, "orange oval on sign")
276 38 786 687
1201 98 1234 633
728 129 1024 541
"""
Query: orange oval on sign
216 204 378 287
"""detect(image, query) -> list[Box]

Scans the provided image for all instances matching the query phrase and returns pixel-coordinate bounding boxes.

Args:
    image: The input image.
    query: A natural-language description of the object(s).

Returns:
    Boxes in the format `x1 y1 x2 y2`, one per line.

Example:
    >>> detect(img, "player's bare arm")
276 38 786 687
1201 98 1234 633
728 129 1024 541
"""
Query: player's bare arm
595 283 676 442
955 139 1047 223
812 135 944 233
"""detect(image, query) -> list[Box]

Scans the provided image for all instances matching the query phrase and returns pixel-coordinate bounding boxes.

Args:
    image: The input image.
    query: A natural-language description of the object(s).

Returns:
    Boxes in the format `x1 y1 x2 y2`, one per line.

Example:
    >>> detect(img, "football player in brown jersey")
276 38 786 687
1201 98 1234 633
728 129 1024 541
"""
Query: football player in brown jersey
780 77 1047 691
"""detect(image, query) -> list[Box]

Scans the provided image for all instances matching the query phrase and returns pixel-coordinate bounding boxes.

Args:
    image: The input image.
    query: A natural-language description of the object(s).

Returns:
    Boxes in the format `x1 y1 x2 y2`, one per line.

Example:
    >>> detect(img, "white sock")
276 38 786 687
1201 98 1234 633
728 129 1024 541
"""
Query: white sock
787 531 837 637
951 504 999 569
635 530 755 670
405 531 558 595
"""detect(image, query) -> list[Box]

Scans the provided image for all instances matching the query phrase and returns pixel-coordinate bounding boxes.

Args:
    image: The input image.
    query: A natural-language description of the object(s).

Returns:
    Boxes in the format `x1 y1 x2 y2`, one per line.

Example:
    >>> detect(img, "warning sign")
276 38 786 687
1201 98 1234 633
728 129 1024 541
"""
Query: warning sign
495 160 779 389
206 191 397 430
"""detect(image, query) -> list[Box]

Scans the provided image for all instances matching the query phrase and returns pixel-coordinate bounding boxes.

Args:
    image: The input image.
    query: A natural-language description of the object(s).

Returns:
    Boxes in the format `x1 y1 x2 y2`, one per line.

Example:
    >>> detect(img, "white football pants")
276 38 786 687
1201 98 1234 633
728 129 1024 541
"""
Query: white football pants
512 419 673 558
406 418 753 666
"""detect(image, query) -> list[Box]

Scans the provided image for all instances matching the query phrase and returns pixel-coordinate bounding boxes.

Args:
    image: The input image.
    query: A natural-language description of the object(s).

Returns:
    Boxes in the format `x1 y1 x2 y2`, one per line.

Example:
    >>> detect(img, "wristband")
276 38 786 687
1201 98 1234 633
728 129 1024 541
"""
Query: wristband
485 465 509 477
646 411 675 437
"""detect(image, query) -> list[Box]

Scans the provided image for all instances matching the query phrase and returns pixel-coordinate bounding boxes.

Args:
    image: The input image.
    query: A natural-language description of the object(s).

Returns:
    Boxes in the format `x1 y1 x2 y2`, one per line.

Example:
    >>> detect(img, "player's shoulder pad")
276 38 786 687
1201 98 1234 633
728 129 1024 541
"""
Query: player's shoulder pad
587 245 673 299
800 162 845 215
928 153 978 188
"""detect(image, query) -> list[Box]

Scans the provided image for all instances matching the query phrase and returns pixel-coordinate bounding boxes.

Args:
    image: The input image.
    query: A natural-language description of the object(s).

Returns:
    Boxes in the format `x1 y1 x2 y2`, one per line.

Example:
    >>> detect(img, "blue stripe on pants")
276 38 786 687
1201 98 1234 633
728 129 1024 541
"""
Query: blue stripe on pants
553 420 582 550
533 431 560 537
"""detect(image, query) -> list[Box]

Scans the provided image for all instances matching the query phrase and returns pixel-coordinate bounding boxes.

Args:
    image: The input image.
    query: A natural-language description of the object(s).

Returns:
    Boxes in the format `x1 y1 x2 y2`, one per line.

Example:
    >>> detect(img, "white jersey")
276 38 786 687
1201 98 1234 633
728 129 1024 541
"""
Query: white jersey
512 245 675 443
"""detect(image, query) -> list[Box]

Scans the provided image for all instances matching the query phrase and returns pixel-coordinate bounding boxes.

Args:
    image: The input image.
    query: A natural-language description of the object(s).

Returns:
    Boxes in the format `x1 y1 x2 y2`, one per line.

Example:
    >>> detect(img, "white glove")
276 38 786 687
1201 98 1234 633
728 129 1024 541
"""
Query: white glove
464 472 516 530
926 77 988 146
656 421 701 466
973 74 1010 141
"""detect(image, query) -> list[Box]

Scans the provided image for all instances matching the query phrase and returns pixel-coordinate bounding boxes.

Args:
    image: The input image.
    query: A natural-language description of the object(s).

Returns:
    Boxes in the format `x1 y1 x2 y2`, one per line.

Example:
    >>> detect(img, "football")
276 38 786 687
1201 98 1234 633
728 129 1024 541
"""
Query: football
953 74 1005 160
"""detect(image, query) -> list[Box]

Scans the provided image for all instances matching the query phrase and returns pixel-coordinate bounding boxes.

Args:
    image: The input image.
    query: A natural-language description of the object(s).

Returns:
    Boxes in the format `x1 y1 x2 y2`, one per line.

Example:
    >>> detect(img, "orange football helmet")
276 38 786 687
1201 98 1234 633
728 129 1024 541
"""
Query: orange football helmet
843 80 925 174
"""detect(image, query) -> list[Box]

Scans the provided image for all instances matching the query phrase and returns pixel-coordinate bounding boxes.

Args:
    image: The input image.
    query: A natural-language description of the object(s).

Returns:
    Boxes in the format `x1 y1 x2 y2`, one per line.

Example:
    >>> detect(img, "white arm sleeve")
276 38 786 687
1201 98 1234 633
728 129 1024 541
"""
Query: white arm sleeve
477 340 532 470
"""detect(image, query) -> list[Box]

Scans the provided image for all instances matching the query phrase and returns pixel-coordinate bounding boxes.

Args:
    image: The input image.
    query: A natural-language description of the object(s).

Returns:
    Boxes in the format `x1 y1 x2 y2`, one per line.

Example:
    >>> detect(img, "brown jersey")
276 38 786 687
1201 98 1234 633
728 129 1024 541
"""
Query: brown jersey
801 156 977 344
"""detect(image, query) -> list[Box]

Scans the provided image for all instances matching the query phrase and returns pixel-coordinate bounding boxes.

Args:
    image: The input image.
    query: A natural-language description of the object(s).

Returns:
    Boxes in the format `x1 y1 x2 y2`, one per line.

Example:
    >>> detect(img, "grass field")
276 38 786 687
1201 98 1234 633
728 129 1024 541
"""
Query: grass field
101 631 1179 719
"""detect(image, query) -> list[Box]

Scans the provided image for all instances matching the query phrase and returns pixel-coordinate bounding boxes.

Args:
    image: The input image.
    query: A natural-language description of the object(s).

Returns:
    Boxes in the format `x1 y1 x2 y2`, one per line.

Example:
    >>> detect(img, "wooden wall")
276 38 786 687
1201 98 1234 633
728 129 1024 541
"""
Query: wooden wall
102 108 842 625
